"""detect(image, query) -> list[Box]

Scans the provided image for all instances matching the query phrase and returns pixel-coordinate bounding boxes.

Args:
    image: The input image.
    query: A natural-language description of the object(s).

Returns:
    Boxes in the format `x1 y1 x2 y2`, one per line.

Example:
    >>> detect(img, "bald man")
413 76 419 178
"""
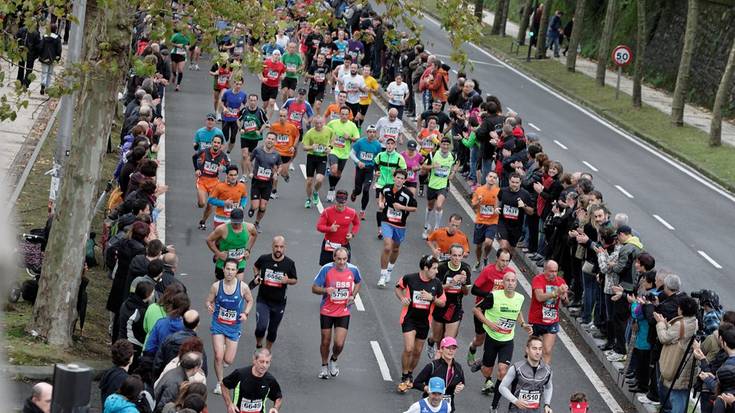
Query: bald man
528 260 569 364
23 382 52 413
153 309 207 377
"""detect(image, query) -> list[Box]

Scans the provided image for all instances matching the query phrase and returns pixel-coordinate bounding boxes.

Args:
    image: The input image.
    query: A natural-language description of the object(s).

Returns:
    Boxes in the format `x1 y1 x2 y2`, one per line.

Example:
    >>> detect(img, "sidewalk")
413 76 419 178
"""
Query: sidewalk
479 9 735 147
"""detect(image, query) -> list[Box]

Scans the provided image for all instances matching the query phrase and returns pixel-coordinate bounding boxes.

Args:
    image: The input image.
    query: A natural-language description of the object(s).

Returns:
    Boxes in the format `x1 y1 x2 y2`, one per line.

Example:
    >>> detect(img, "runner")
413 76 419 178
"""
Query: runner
220 78 246 153
427 244 472 359
413 337 466 412
330 29 349 71
206 208 258 280
396 255 446 393
349 125 382 220
468 248 514 370
497 172 534 253
403 377 452 413
416 117 442 197
250 235 298 350
281 88 314 173
377 169 417 287
206 258 254 395
374 137 407 239
302 116 335 209
193 113 225 168
187 24 202 71
271 109 300 187
400 140 424 196
195 134 230 230
209 55 232 117
528 260 569 365
497 336 553 413
316 190 360 266
386 74 410 119
239 95 269 178
375 107 404 146
471 172 501 271
336 62 366 126
473 271 533 403
248 132 282 232
421 137 458 239
426 214 470 261
311 247 362 379
221 348 283 413
170 26 190 92
326 106 360 202
323 91 353 123
356 65 379 128
305 53 329 112
208 165 248 227
280 42 304 102
330 54 351 101
260 50 285 119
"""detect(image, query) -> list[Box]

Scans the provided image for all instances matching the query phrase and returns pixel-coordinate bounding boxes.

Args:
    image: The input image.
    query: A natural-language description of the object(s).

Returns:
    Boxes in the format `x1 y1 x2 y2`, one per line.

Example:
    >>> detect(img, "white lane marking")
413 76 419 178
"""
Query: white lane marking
698 250 723 269
614 185 634 199
158 95 167 243
553 139 568 150
448 184 624 413
434 54 505 67
582 161 599 172
506 106 515 113
354 293 365 311
652 214 675 231
528 122 541 131
299 163 324 213
370 340 393 381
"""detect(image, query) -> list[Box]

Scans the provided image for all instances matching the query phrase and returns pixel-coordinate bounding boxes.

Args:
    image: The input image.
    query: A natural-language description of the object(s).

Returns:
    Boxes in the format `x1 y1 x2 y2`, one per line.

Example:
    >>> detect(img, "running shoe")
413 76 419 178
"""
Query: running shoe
305 198 312 209
377 229 383 240
289 163 295 171
467 346 476 366
271 190 279 199
422 227 430 240
175 85 180 92
385 270 392 283
328 358 339 377
254 222 262 233
198 220 206 230
418 186 424 197
426 344 436 360
326 190 335 203
248 208 255 218
359 210 366 221
350 192 357 202
318 365 330 379
313 192 319 204
283 173 290 183
637 394 660 405
195 64 200 70
216 113 222 121
377 275 387 288
397 378 412 394
481 378 494 394
470 360 483 373
473 262 481 272
240 176 247 183
607 352 626 362
212 383 222 394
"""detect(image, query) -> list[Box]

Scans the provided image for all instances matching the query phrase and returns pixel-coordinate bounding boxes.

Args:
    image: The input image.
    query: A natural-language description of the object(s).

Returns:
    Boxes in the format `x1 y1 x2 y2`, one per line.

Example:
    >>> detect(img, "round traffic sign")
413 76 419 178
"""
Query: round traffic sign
612 45 633 66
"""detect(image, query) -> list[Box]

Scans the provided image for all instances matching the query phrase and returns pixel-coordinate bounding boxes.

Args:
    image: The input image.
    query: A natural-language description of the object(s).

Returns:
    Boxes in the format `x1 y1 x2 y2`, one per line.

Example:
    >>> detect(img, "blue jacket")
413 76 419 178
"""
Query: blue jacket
144 316 183 354
103 394 138 413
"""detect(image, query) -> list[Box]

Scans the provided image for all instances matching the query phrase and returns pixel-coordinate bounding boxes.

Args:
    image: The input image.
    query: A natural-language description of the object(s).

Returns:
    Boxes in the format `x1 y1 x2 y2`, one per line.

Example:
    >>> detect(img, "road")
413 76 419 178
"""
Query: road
163 62 631 412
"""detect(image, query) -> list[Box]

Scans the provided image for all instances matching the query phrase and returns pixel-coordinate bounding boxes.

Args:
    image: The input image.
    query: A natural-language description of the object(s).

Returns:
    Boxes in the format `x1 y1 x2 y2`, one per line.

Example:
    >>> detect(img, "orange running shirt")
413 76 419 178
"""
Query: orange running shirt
472 185 500 225
270 122 300 157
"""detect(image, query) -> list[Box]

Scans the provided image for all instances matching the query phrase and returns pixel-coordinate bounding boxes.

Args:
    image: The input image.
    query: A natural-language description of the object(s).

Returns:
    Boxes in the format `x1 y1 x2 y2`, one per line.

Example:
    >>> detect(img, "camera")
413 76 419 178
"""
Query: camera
691 289 720 310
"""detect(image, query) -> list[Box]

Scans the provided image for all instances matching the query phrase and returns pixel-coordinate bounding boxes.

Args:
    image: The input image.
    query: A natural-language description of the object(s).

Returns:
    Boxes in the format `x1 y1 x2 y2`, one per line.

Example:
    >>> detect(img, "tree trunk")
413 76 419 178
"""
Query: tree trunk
709 37 735 146
30 0 134 347
595 0 617 86
491 0 507 35
535 1 552 59
517 0 535 45
474 0 484 21
632 0 647 107
566 0 587 72
499 0 510 36
671 0 699 126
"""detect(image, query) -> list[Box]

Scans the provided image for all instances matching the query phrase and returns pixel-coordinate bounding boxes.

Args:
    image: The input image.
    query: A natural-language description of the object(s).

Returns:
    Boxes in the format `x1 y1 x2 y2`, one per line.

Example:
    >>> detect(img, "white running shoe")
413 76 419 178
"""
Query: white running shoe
422 227 430 240
195 64 200 71
326 190 335 203
637 395 661 405
213 383 222 394
318 365 330 379
426 344 436 359
377 275 387 288
328 358 339 377
289 163 295 171
385 270 392 283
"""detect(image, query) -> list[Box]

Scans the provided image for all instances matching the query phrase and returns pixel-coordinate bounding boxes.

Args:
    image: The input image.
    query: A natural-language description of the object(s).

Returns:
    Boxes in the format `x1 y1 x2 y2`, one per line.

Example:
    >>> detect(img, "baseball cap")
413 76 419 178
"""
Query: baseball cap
366 124 377 131
570 401 589 413
616 225 632 235
440 136 451 144
385 136 396 143
440 336 458 348
271 49 281 55
512 126 524 137
206 113 217 120
297 88 307 95
428 377 446 394
230 208 244 223
335 190 348 203
406 139 417 150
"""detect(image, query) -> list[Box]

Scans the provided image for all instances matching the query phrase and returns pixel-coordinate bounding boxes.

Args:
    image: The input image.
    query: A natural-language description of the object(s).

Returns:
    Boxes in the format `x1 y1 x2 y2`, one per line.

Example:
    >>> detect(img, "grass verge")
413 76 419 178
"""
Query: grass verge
424 1 735 192
2 118 116 365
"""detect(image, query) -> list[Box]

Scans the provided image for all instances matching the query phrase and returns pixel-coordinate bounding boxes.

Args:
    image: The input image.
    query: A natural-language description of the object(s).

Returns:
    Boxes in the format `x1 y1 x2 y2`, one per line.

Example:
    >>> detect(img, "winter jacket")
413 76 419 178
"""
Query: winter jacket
103 394 138 413
144 316 183 354
153 329 208 378
427 67 449 102
657 315 699 390
611 236 643 292
117 293 149 347
22 398 44 413
17 27 41 59
99 367 129 407
38 32 62 64
154 367 188 412
106 238 146 313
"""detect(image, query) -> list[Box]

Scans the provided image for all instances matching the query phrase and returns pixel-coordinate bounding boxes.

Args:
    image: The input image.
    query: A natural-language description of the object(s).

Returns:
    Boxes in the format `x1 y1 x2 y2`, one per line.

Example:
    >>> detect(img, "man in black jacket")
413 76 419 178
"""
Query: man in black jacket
22 382 52 413
99 339 135 405
153 310 207 378
38 23 62 95
474 102 505 185
16 23 41 89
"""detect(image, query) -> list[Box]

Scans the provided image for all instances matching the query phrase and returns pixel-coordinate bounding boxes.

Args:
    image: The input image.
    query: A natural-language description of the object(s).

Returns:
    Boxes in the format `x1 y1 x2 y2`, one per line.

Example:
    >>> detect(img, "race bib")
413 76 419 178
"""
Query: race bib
320 47 331 56
386 207 402 223
407 170 415 180
173 47 186 56
224 203 235 213
434 166 449 178
217 75 229 85
518 389 541 409
333 136 346 148
256 166 272 181
243 121 257 133
263 268 285 287
330 113 340 121
240 398 263 413
480 205 495 218
228 248 245 260
267 70 279 79
331 288 349 302
289 111 303 121
411 290 431 309
276 134 290 143
286 63 297 71
234 46 244 55
314 144 326 154
503 204 520 220
445 277 463 294
421 139 435 150
359 152 373 162
496 317 515 334
542 306 557 322
314 73 326 82
323 240 342 252
217 307 238 325
203 161 219 174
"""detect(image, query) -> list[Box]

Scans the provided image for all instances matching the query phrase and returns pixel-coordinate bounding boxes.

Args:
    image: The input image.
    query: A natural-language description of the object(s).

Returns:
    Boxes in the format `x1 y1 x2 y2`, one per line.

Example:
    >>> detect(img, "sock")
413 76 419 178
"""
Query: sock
469 345 477 354
376 211 382 227
322 363 328 366
381 269 389 278
434 209 443 229
424 208 431 228
492 388 502 408
387 263 395 273
256 344 263 349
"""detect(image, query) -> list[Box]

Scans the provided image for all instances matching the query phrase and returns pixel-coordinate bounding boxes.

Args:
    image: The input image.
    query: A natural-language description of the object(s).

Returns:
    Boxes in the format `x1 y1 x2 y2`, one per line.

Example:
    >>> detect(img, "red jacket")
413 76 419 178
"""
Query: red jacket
316 205 361 245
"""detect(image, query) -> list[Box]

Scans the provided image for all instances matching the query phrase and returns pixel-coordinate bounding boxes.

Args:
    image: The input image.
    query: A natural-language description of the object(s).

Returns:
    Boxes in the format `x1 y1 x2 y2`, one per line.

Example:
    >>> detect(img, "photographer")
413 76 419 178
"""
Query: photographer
695 319 735 413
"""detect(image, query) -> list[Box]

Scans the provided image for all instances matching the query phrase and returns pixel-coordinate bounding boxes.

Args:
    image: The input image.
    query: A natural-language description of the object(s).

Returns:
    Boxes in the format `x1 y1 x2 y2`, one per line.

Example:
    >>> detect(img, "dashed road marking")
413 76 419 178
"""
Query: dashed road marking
582 161 598 172
370 340 393 381
354 293 365 311
652 214 675 231
698 250 723 269
614 185 634 199
553 139 568 150
528 122 541 131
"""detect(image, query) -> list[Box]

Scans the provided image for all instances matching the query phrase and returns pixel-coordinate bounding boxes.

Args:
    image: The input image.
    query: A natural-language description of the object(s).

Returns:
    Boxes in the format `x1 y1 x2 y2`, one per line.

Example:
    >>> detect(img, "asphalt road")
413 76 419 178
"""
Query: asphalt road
163 62 631 412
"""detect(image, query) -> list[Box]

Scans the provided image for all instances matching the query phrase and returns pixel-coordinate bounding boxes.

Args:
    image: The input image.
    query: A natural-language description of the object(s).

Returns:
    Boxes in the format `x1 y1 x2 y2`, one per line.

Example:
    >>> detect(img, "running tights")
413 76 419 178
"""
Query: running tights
352 167 374 210
222 121 238 145
255 300 286 343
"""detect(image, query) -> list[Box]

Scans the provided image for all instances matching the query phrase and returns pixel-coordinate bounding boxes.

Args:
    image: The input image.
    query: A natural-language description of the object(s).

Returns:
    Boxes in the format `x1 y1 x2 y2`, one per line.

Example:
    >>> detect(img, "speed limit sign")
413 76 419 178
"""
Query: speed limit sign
612 45 633 66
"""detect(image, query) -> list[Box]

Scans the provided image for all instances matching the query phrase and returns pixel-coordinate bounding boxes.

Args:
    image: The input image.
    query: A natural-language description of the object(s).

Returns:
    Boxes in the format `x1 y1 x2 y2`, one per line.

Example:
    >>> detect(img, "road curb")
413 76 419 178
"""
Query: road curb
0 359 110 381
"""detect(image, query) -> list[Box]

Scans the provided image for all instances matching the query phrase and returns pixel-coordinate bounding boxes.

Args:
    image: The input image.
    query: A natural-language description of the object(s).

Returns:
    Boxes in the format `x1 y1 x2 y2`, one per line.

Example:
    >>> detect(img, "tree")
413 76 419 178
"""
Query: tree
474 0 484 21
595 0 617 87
565 0 587 72
632 0 647 107
671 0 700 126
491 0 508 35
30 0 136 347
709 36 735 146
499 0 510 36
517 0 536 45
535 1 552 59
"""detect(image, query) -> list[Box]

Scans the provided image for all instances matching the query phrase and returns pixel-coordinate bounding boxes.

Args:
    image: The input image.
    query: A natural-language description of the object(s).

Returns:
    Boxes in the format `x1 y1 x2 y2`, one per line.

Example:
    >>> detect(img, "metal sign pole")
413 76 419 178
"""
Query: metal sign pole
615 66 622 99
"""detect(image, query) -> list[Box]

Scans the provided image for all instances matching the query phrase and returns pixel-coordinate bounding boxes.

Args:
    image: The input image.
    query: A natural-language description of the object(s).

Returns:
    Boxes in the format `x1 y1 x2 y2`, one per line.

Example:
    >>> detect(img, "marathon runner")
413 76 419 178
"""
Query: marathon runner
330 30 349 72
378 169 417 288
270 108 300 185
192 113 224 171
403 377 452 413
422 137 458 239
316 190 360 266
206 258 254 395
497 172 534 253
170 26 189 92
251 235 298 351
400 140 424 196
529 260 569 365
375 107 404 146
396 255 446 393
356 65 379 128
326 106 360 202
209 55 232 117
374 137 407 239
468 248 515 370
208 165 248 227
220 78 246 154
195 134 230 230
349 125 382 220
311 247 362 379
206 208 258 280
248 132 282 231
330 55 351 101
416 117 442 197
473 271 532 402
281 88 314 171
427 244 471 359
426 214 470 261
221 348 283 413
413 337 466 412
336 63 366 127
323 91 353 123
471 172 501 271
302 116 335 209
497 336 553 413
280 42 304 102
239 95 269 178
305 53 329 112
260 50 285 119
